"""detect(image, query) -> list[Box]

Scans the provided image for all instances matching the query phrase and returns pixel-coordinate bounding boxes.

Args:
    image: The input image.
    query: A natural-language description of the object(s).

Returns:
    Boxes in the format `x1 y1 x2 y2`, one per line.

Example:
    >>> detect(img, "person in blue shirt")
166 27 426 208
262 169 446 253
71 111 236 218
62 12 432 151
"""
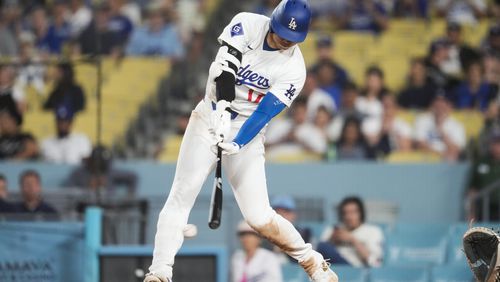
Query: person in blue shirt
126 7 184 58
451 61 496 111
108 0 133 41
337 0 389 33
31 6 70 54
311 35 349 88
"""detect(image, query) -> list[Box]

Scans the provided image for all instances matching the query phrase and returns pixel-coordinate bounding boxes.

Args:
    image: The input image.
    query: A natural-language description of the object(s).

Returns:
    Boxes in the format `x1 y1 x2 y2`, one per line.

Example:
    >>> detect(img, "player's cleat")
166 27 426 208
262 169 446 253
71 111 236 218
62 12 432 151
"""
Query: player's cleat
143 272 171 282
486 241 500 282
309 260 339 282
300 253 338 282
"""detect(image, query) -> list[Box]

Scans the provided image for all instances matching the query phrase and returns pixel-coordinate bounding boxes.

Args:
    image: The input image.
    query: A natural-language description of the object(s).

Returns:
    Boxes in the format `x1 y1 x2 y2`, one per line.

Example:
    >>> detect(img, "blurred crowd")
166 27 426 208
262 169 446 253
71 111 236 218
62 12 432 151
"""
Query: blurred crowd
0 0 208 164
261 0 500 163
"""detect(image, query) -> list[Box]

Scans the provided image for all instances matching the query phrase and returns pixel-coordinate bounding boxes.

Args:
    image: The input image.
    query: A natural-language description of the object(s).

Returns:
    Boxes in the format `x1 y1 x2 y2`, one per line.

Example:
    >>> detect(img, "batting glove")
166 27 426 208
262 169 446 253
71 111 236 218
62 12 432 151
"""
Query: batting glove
209 100 232 143
218 142 241 155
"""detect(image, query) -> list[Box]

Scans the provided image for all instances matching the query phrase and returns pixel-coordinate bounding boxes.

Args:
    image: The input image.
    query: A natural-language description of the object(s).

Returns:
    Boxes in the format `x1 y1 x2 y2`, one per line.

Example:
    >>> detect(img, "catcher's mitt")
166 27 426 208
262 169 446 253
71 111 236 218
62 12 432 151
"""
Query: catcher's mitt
463 227 500 282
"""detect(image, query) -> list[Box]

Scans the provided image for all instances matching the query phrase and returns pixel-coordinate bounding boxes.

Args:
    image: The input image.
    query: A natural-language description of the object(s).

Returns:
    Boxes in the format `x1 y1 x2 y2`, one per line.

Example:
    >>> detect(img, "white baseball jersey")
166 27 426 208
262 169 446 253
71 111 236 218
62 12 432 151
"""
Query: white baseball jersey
205 12 306 117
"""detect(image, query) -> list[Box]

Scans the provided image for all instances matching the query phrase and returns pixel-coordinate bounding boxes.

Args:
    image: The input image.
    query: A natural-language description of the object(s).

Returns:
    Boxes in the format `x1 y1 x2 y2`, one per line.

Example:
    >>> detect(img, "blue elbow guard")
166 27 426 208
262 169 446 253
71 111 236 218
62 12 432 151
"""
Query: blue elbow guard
233 92 286 147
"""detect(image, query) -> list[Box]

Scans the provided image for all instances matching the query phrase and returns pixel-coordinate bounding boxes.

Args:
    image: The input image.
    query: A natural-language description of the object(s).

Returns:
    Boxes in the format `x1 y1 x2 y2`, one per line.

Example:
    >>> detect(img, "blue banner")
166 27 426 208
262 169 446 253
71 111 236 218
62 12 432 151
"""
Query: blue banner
0 222 85 282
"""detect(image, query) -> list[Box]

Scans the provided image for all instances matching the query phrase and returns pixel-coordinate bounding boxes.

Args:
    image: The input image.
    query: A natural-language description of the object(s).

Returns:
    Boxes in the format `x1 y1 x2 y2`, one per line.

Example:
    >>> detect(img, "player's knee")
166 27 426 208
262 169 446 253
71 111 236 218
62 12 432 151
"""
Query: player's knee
244 208 275 232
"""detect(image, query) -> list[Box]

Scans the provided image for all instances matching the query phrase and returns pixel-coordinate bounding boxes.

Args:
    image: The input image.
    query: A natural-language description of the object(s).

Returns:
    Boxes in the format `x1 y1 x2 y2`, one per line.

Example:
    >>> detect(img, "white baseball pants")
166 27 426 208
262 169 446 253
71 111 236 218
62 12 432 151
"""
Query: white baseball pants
148 100 318 279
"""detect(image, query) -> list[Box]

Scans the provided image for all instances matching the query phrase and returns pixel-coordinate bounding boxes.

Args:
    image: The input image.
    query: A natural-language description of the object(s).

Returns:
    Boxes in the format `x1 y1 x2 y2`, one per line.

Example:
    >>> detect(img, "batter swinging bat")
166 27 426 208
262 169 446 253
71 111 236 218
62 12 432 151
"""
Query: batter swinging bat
208 146 223 229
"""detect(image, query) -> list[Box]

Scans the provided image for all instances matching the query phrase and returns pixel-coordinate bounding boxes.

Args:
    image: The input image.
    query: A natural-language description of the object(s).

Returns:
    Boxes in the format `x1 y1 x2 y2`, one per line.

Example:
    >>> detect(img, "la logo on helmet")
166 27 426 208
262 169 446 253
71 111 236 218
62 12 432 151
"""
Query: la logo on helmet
288 17 297 30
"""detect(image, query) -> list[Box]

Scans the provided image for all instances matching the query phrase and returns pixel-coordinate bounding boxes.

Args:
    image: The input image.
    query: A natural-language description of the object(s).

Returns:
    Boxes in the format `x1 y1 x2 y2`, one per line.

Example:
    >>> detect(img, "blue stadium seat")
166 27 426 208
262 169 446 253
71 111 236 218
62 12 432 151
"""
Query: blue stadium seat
299 222 328 242
332 265 367 282
282 263 305 282
369 266 429 282
431 264 473 282
391 223 449 237
446 231 467 265
385 223 448 266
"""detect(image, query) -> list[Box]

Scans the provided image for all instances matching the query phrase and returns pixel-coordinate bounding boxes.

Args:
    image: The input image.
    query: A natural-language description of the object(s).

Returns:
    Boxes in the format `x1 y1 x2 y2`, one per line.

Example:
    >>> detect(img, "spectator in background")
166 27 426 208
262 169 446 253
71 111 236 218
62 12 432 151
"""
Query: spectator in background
398 57 439 110
63 145 138 198
108 0 133 39
317 196 384 267
314 60 342 106
356 66 387 119
13 32 46 96
483 53 500 98
336 0 389 34
451 61 496 111
118 0 141 26
68 0 92 37
41 105 91 164
231 220 282 282
42 1 72 54
414 95 466 161
333 116 374 161
441 22 481 77
493 0 500 23
327 82 365 142
14 170 57 214
311 35 349 88
426 39 453 92
0 9 18 56
363 95 412 157
78 4 123 56
482 25 500 58
0 108 38 160
436 0 487 25
301 72 336 121
392 0 428 18
176 0 206 43
265 195 312 263
44 63 85 113
0 174 15 213
467 129 500 221
126 4 184 58
0 65 26 113
266 98 328 158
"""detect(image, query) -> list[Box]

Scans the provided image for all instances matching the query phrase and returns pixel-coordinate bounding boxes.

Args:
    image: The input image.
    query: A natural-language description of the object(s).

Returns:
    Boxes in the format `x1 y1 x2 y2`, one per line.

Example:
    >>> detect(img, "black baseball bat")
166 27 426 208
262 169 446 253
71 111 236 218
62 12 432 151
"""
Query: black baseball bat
208 146 223 229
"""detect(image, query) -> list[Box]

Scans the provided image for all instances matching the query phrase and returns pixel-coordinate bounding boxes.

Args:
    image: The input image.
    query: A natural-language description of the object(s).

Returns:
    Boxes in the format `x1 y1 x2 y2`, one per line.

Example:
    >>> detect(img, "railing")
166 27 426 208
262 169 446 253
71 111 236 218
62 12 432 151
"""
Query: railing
471 179 500 221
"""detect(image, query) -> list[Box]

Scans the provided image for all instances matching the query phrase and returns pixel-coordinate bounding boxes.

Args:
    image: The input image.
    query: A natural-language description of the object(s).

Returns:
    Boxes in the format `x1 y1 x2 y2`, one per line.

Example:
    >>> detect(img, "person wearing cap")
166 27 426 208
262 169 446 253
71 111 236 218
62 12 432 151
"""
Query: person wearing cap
467 129 500 221
414 94 466 161
40 104 92 165
311 35 349 88
43 63 85 114
440 21 481 77
425 39 455 91
0 107 37 160
264 195 313 263
125 4 184 58
231 220 283 282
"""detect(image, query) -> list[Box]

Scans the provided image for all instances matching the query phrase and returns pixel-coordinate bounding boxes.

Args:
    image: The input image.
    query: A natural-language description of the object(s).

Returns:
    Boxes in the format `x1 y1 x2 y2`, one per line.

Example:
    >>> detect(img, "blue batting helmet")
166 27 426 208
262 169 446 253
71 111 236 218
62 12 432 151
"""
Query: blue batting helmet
270 0 312 43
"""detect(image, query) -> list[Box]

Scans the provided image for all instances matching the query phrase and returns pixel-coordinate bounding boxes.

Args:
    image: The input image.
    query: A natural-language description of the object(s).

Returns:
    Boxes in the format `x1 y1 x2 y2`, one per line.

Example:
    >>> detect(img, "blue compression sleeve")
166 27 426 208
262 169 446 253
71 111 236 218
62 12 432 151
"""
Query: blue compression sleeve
233 92 286 147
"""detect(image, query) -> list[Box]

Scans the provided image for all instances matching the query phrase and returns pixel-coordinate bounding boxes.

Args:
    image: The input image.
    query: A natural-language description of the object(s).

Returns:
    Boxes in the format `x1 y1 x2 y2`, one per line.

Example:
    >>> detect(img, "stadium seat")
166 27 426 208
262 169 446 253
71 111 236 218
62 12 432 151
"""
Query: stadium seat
331 265 367 282
450 111 484 139
431 264 473 282
282 263 305 282
385 151 441 163
385 223 449 266
369 266 429 282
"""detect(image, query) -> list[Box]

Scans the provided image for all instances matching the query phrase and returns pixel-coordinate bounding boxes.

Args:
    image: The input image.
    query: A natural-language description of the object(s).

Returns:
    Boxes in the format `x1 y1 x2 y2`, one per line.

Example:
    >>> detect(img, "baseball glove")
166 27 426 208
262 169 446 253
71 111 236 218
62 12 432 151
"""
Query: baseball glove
463 227 500 282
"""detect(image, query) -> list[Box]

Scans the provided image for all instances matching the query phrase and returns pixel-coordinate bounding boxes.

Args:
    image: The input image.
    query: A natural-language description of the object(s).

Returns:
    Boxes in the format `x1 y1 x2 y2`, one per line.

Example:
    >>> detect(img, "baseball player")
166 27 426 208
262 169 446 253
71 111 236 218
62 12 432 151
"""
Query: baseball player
144 0 338 281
